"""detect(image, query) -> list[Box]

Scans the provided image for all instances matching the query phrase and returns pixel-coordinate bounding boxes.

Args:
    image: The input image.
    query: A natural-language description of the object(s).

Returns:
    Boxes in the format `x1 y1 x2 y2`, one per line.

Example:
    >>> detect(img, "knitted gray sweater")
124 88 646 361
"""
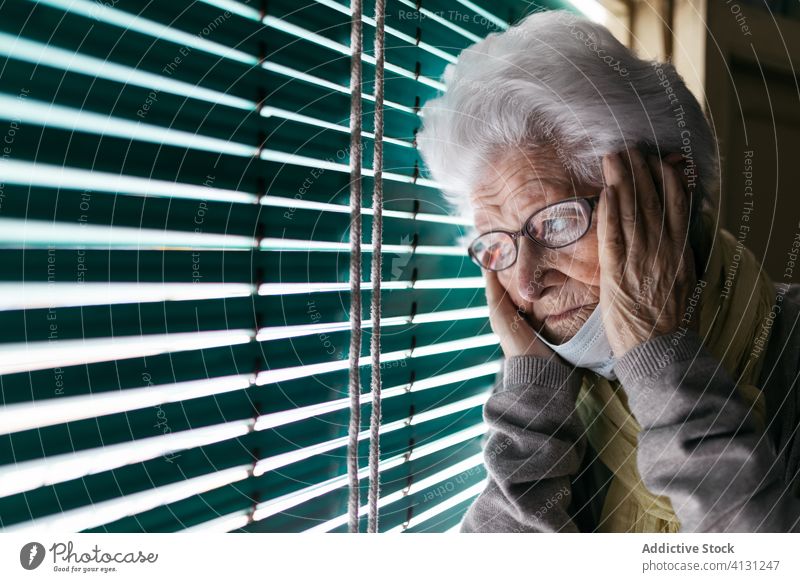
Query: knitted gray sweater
460 282 800 532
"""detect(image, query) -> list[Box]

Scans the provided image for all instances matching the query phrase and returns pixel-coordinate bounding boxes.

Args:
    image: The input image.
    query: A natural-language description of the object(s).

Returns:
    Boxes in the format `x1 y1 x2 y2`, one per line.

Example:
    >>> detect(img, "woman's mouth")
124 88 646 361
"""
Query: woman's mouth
546 304 590 323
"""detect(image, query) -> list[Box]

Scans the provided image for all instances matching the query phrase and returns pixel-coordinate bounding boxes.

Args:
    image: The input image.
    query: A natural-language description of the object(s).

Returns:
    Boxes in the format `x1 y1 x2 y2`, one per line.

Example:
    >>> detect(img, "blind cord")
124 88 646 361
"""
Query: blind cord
346 0 364 534
348 0 387 534
367 0 386 534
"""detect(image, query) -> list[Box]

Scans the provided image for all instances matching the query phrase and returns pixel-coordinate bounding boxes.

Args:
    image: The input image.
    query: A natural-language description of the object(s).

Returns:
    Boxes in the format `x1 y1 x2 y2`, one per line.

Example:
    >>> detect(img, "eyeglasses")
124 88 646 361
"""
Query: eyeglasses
468 195 600 271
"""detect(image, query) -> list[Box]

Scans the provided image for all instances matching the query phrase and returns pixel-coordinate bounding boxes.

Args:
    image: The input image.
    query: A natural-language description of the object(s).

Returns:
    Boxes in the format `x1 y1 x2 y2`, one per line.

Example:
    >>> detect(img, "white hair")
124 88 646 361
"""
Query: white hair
416 9 717 261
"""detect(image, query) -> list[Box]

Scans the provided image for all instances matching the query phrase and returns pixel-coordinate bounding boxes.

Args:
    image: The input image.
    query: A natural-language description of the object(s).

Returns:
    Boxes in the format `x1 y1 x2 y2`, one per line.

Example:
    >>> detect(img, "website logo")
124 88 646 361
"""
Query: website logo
20 542 46 570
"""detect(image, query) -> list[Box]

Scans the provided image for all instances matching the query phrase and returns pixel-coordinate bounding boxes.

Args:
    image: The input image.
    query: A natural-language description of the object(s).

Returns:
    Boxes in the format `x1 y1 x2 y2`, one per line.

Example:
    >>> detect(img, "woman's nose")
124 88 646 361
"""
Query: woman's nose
513 237 552 302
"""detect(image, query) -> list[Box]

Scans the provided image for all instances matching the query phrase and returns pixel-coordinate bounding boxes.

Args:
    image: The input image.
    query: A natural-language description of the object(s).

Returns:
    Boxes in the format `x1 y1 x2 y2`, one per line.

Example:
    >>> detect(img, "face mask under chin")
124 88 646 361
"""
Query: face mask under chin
532 304 619 381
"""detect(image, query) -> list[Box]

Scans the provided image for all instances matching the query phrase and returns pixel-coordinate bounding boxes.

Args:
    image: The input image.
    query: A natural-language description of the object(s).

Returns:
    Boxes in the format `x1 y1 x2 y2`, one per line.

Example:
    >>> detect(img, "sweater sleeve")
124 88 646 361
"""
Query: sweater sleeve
614 328 800 532
460 355 587 532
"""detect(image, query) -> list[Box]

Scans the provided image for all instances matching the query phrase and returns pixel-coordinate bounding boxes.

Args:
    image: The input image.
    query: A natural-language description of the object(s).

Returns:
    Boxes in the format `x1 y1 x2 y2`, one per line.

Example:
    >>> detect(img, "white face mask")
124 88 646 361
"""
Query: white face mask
532 304 618 381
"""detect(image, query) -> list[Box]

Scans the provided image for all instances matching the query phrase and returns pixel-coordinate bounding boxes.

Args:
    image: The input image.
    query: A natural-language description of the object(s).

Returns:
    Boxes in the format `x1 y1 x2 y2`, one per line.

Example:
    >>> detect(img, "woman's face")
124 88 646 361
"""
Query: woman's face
470 146 603 344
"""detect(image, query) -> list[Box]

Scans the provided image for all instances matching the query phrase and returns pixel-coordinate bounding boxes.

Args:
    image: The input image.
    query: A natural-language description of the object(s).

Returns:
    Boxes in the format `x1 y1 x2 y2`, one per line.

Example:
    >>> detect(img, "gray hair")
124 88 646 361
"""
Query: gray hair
416 9 717 267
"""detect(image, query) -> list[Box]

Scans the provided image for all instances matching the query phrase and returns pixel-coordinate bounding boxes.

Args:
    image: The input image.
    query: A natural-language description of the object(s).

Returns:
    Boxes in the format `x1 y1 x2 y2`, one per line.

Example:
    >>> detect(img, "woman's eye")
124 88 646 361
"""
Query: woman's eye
542 217 570 233
489 241 511 258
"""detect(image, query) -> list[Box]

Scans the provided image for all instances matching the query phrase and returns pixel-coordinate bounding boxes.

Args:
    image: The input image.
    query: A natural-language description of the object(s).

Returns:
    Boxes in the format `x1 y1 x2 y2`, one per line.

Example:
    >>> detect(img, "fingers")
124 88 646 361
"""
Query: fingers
483 268 500 310
597 182 623 277
663 152 691 194
484 269 517 324
602 153 629 223
483 270 552 357
483 269 509 339
625 147 663 222
646 154 665 209
645 154 671 254
602 152 639 248
646 152 691 244
661 160 692 245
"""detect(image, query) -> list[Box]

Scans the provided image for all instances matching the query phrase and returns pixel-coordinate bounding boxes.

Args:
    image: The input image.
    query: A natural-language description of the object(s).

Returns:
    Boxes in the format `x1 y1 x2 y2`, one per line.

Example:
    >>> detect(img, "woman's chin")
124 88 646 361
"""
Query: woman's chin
541 304 596 344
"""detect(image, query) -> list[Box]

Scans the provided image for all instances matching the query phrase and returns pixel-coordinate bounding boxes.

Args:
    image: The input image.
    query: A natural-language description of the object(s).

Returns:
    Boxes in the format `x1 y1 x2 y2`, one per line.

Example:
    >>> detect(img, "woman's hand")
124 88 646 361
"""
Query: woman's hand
484 269 556 359
597 147 698 358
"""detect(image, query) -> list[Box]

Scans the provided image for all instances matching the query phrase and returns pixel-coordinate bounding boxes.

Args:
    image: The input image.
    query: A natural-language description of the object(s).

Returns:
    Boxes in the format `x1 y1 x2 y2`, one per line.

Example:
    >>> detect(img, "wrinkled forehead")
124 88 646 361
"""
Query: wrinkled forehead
468 146 579 228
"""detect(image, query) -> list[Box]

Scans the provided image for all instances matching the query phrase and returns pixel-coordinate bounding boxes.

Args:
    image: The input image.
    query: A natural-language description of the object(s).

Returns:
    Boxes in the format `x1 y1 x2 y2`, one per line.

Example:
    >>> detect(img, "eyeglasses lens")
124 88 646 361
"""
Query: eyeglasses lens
471 232 516 270
526 201 589 247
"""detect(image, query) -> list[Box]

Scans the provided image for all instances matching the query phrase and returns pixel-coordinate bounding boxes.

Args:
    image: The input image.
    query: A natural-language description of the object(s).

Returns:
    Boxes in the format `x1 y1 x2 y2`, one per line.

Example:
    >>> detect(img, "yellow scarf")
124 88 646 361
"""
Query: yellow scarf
574 206 776 532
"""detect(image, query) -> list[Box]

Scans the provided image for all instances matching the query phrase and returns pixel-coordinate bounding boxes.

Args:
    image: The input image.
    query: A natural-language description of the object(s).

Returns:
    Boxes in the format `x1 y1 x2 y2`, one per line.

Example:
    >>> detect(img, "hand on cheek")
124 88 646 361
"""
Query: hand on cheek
484 270 555 359
597 148 697 357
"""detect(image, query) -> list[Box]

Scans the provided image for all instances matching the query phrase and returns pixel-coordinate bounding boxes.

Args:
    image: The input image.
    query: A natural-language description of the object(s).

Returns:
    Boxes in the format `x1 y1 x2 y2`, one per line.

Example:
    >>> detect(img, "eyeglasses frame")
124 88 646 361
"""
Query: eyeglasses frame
467 195 601 271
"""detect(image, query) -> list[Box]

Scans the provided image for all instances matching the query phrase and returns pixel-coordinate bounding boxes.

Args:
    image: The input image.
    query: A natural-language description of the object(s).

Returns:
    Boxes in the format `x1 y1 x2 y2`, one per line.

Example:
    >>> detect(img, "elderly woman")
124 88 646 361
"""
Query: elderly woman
416 10 800 533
